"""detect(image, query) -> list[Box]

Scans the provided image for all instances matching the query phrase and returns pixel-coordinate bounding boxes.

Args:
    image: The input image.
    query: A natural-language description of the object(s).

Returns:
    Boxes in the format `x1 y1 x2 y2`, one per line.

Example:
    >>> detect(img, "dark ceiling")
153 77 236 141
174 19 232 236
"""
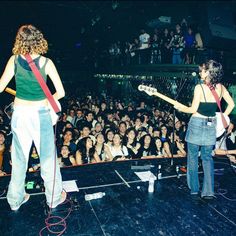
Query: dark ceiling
0 1 208 48
0 1 235 69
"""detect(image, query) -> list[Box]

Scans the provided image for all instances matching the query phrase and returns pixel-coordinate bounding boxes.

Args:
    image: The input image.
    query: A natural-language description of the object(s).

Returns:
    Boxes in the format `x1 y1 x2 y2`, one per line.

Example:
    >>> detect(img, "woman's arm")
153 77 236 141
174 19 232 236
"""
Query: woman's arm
214 149 236 163
69 155 77 166
0 56 15 93
214 149 236 155
92 151 101 163
45 59 65 100
221 85 235 116
75 151 82 165
132 142 141 155
167 37 174 49
57 157 64 167
163 142 172 157
104 144 113 161
174 85 202 114
0 170 7 176
127 143 139 155
141 155 157 159
176 142 186 157
162 148 168 158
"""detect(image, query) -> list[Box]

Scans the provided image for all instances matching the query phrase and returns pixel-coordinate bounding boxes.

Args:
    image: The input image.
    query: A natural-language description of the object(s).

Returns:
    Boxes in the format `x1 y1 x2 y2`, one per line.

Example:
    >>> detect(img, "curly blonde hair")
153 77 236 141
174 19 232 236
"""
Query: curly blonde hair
12 25 48 55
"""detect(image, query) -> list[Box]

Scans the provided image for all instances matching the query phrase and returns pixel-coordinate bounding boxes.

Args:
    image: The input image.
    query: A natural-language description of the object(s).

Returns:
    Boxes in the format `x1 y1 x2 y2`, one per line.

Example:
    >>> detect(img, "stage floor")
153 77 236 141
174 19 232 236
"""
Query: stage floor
0 157 235 236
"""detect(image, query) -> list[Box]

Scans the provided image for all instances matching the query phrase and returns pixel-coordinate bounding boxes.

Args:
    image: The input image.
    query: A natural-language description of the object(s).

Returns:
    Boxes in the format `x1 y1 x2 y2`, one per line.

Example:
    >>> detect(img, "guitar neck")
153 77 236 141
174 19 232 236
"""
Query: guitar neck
5 87 16 96
152 91 180 106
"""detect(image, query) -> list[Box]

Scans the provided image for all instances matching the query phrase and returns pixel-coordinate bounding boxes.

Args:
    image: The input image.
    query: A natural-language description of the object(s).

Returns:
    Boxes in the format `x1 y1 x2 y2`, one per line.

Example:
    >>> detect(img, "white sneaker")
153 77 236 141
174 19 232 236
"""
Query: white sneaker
11 194 30 211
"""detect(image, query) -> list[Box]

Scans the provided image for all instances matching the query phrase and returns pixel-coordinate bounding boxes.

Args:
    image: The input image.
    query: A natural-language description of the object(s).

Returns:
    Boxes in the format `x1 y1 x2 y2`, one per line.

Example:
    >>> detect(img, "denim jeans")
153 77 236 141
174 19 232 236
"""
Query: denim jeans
185 116 216 146
172 48 183 64
7 105 63 209
185 116 216 196
187 143 214 196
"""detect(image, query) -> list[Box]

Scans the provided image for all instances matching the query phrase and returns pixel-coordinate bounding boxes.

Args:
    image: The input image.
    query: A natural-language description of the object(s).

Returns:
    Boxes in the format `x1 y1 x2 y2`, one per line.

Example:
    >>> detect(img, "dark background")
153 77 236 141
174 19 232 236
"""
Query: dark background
1 1 236 71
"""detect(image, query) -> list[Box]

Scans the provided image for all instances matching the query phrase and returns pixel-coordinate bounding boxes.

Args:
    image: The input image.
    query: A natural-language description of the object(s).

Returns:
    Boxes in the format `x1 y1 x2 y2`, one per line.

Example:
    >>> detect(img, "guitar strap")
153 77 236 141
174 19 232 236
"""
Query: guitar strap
207 83 228 129
24 54 60 115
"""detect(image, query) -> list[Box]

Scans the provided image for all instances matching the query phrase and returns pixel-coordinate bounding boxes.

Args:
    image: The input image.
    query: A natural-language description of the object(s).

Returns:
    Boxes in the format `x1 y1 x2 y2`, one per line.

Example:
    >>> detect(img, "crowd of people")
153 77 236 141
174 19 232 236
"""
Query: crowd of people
0 91 235 177
0 96 190 175
108 19 205 67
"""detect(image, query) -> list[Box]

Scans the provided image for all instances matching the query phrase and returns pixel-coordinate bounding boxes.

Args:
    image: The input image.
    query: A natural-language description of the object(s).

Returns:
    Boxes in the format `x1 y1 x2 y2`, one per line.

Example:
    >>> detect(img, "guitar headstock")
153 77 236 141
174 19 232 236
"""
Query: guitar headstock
138 85 157 96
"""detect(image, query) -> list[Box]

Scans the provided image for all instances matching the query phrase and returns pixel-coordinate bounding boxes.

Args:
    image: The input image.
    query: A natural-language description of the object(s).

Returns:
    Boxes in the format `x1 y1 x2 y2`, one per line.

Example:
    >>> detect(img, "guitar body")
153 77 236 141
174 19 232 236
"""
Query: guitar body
215 112 230 138
48 100 61 126
138 85 230 138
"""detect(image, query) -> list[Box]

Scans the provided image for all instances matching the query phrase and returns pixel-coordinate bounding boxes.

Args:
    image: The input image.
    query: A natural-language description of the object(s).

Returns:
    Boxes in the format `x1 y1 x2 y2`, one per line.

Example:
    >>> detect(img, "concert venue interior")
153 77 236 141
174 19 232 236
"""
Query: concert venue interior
0 1 236 235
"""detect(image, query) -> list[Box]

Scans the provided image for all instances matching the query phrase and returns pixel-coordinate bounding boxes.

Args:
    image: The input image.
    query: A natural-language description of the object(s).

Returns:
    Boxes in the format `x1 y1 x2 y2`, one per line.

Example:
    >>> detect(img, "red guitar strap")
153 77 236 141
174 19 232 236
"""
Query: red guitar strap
24 54 60 114
207 83 228 129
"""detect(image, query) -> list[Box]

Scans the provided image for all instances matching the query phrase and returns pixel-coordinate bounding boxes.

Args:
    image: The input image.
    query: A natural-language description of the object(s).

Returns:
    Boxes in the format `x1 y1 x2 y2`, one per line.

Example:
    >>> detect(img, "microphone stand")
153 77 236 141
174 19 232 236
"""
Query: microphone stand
170 109 175 166
169 73 189 168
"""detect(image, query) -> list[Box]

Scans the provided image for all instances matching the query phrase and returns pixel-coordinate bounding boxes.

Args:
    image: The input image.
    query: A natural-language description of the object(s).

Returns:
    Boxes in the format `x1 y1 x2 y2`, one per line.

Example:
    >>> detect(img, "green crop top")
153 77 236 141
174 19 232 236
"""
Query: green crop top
15 55 48 101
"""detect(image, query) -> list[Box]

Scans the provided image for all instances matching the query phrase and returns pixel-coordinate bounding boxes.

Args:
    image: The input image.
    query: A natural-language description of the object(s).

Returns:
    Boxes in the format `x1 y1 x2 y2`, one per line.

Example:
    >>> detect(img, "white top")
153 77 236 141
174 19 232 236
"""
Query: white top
139 33 150 49
110 145 129 158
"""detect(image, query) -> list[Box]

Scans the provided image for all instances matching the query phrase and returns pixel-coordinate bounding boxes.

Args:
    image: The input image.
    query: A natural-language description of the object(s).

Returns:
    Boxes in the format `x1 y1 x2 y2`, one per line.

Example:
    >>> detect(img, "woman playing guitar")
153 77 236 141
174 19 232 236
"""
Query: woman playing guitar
0 25 66 210
174 60 235 199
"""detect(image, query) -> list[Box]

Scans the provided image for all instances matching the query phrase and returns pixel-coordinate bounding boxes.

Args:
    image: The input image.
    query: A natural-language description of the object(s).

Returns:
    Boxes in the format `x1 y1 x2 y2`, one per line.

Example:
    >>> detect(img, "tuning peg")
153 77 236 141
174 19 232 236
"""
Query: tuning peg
138 85 142 91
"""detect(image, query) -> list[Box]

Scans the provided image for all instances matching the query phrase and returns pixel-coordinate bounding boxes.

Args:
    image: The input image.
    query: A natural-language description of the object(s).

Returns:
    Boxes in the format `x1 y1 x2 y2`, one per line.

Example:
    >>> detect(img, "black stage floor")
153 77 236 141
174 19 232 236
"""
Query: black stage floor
0 157 236 236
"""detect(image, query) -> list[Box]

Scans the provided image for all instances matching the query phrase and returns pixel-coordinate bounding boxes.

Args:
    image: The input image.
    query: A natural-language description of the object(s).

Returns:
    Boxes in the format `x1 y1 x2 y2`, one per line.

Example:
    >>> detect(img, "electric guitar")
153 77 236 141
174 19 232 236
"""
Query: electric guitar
138 84 230 138
5 87 61 126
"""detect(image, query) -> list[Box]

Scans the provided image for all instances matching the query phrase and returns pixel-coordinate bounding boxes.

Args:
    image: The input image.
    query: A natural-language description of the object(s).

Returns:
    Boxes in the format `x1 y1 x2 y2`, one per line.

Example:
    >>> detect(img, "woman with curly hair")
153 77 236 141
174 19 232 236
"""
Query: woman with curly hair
175 59 234 199
0 25 66 210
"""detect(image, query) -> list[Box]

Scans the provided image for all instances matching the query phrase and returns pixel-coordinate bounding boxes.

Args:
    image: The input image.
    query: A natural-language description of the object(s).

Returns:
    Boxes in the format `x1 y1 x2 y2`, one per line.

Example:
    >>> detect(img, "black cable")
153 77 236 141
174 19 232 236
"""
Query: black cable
0 189 6 197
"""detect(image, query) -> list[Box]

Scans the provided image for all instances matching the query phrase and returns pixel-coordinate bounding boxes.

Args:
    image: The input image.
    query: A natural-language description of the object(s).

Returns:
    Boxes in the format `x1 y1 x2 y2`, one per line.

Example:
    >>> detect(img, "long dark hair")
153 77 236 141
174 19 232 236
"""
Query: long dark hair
139 134 155 150
76 137 95 161
124 127 138 146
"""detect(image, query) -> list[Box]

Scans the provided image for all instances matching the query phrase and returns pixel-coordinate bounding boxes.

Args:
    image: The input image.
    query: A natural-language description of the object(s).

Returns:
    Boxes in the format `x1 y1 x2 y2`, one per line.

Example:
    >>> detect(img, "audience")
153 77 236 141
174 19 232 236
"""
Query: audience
28 145 40 172
110 133 130 161
138 134 156 159
75 137 101 165
0 130 6 170
107 18 207 66
0 76 235 175
95 133 113 161
58 145 76 167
